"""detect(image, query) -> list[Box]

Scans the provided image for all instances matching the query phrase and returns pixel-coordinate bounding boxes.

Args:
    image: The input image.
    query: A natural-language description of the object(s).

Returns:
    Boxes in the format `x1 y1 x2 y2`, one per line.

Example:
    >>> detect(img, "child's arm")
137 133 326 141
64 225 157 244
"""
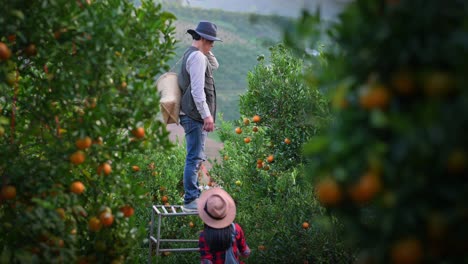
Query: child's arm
236 224 251 257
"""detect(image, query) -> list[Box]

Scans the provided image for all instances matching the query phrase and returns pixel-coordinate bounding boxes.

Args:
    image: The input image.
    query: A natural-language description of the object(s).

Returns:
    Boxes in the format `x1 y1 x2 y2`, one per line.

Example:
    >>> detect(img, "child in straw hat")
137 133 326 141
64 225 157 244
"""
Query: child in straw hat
198 188 251 264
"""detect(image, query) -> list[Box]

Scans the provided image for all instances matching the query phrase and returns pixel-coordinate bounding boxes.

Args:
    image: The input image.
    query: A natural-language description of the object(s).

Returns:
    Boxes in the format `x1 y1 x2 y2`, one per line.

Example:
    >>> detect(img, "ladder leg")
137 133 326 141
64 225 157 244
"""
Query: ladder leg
149 207 155 264
156 213 162 256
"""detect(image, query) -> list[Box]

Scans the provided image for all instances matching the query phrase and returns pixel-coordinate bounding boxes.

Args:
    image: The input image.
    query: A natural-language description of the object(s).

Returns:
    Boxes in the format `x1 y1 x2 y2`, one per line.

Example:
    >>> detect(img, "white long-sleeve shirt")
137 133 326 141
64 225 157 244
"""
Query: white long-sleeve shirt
185 51 218 119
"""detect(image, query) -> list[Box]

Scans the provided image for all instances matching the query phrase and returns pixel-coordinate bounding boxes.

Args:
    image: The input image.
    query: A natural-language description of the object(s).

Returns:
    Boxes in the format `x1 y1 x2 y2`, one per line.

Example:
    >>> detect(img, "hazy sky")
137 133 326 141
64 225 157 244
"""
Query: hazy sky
186 0 350 20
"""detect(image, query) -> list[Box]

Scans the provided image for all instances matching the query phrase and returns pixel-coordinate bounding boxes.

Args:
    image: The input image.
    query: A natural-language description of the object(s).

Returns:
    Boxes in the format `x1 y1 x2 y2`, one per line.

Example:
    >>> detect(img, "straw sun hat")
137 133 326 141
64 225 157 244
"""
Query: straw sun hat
197 187 236 229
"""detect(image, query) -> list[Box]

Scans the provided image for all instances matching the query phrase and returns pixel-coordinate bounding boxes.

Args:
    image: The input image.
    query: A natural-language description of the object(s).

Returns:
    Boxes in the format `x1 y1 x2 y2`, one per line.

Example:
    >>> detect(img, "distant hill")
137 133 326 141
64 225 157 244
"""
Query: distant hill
159 3 295 121
163 0 351 20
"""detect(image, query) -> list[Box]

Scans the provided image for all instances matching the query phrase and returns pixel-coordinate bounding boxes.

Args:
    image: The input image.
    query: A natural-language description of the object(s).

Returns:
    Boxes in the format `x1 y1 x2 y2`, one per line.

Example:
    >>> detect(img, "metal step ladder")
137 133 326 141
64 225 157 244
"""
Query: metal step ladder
148 205 199 263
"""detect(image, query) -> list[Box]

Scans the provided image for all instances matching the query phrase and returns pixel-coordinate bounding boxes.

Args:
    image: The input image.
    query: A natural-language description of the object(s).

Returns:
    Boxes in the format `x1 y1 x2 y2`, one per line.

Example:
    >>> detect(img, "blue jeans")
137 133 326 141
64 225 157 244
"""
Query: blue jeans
180 115 207 204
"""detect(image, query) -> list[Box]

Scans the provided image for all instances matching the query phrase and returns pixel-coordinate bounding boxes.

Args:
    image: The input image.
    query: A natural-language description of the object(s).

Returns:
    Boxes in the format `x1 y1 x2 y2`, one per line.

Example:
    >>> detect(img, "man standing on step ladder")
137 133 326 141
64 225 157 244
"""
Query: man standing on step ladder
178 21 221 212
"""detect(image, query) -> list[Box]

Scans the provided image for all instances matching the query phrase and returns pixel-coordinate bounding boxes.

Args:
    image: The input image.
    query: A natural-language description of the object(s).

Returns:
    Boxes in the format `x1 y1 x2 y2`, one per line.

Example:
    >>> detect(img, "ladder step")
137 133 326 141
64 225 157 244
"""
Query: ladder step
159 248 199 252
150 237 198 243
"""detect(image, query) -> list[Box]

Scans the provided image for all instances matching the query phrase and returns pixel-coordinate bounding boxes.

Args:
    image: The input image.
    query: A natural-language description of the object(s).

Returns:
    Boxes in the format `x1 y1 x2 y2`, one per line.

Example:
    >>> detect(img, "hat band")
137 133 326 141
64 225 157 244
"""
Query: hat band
204 202 224 220
197 29 216 38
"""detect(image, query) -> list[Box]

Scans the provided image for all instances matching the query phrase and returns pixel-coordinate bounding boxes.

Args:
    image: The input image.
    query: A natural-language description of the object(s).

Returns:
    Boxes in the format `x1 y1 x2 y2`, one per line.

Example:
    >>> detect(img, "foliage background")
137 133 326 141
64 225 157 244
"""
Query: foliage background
1 0 176 262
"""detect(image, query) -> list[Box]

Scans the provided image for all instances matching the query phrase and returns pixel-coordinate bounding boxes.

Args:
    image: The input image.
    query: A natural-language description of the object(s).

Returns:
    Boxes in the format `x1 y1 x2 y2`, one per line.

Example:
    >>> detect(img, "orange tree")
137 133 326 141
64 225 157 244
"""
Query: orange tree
210 45 354 263
238 44 329 170
0 0 176 262
287 0 468 263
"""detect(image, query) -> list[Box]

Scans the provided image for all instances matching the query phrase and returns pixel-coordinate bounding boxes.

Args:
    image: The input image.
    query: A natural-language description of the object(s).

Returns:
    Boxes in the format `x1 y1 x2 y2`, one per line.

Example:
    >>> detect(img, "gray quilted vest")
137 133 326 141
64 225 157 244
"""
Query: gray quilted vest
178 46 217 122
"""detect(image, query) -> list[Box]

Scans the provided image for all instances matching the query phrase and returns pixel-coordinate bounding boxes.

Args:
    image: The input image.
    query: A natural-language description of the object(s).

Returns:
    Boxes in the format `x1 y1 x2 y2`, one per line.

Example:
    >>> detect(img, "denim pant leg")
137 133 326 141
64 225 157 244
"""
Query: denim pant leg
180 115 205 204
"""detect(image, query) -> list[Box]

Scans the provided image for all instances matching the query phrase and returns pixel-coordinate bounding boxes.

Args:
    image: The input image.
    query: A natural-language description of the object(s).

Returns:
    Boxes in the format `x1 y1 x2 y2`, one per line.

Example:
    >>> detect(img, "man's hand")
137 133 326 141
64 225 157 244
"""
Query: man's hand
203 116 214 132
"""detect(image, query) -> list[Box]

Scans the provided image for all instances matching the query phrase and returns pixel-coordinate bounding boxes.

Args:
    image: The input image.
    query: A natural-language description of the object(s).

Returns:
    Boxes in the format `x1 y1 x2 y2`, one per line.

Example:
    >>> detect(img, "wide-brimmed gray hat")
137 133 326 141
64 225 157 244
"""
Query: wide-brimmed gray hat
187 21 222 42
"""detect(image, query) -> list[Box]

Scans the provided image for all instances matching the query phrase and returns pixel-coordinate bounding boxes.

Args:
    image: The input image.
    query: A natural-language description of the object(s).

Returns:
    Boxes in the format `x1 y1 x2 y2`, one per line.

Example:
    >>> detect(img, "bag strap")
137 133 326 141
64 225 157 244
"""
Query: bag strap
231 223 236 244
169 48 190 72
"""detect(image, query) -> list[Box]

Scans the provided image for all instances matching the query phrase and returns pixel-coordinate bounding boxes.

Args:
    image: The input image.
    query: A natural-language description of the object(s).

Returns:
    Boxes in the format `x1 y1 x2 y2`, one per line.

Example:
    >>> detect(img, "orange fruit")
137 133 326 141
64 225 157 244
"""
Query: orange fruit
24 43 37 57
252 115 261 123
161 195 169 203
99 212 114 227
75 137 92 150
189 221 195 228
390 237 423 264
224 155 229 161
0 42 12 61
120 205 134 217
349 171 382 204
256 163 263 169
131 127 145 139
252 126 259 132
244 137 251 143
1 185 16 200
243 118 250 125
302 222 310 229
284 138 291 145
257 159 263 164
97 163 112 176
315 178 342 206
70 181 85 194
258 245 266 251
70 151 86 165
88 217 102 232
235 127 242 134
359 85 391 110
132 165 140 172
391 70 415 95
266 155 274 163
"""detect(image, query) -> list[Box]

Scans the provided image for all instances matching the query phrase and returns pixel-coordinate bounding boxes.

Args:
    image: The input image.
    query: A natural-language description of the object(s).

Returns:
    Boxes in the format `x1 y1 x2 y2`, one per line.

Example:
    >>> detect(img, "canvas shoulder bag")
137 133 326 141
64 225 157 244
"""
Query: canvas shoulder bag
224 223 239 264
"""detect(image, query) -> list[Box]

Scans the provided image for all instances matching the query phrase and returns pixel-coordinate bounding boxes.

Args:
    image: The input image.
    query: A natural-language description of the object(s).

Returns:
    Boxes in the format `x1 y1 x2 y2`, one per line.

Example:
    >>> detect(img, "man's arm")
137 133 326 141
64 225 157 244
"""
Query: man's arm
186 51 214 132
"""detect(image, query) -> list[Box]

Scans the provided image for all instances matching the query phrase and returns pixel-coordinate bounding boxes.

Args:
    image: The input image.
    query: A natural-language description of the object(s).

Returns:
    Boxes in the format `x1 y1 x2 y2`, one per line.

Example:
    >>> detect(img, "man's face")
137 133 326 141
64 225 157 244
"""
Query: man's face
200 38 214 54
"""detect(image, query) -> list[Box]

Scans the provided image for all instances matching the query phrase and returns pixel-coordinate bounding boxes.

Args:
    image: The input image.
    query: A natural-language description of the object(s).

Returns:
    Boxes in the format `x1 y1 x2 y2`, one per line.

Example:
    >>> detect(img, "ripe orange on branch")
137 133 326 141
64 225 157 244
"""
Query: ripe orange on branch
315 178 342 206
131 127 145 139
1 185 17 200
390 237 423 264
70 181 85 194
348 170 382 204
97 163 112 176
266 155 274 163
70 151 86 165
120 205 135 217
88 217 102 232
252 115 261 123
235 127 242 134
359 84 391 110
75 137 92 150
0 42 12 61
99 212 114 227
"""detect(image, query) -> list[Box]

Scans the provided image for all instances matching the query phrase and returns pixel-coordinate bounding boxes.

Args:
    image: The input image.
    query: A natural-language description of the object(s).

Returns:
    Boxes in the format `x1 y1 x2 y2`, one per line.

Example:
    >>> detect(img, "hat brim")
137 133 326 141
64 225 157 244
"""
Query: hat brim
197 188 236 229
187 29 222 42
